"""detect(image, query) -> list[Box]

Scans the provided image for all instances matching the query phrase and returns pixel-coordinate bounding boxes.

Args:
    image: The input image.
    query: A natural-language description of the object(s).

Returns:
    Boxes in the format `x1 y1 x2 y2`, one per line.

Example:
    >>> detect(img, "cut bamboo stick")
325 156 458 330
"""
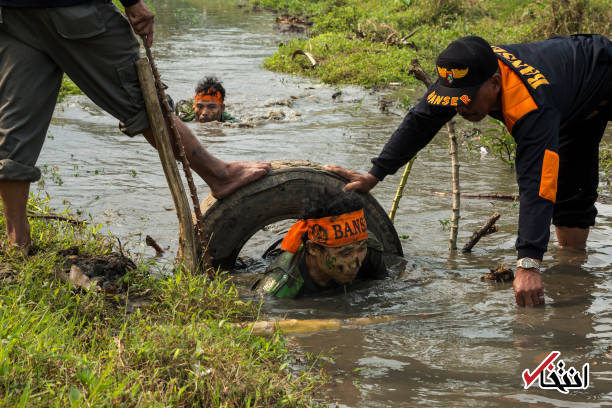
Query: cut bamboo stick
389 156 416 222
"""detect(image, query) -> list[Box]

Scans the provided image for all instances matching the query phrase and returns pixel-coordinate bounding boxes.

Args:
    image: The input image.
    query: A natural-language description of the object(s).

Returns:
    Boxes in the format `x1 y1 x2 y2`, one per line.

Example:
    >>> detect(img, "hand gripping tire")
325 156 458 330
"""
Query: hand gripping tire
198 160 403 270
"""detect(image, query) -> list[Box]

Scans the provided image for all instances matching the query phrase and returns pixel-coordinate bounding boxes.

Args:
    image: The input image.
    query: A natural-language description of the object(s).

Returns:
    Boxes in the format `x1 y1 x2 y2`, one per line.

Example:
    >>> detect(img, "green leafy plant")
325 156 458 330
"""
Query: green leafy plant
481 119 517 168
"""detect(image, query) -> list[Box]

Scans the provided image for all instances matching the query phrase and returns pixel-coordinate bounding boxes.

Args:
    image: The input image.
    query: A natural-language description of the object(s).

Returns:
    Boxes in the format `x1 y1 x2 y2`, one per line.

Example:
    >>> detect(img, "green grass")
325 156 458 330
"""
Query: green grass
254 0 611 87
0 195 322 407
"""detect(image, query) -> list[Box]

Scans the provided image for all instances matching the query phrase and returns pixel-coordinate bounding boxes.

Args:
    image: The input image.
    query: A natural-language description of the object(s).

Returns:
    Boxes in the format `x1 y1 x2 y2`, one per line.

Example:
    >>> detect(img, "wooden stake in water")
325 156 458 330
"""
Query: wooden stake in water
393 59 460 250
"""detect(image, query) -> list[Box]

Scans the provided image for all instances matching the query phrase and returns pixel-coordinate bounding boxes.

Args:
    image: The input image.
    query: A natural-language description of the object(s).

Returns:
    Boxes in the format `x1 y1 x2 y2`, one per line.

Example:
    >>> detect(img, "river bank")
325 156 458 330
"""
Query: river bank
252 0 610 87
0 195 322 406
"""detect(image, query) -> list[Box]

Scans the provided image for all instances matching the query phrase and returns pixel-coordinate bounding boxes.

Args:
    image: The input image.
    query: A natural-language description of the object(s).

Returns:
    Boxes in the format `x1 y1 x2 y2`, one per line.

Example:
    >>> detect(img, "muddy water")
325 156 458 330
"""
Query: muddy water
37 1 612 406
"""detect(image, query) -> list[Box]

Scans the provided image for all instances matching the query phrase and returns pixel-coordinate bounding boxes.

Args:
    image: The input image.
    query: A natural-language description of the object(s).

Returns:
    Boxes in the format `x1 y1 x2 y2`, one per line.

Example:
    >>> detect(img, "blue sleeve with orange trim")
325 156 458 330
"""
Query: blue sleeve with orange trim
512 106 561 260
369 86 456 180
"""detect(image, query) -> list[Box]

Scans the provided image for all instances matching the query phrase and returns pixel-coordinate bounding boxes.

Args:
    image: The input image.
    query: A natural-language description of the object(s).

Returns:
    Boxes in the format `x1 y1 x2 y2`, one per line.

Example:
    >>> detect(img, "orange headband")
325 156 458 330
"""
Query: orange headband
194 90 223 105
280 209 368 253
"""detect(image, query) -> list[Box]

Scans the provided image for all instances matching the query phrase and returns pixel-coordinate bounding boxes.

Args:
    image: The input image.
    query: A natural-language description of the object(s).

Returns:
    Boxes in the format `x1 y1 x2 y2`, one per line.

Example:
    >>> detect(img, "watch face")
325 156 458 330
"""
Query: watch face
518 258 538 269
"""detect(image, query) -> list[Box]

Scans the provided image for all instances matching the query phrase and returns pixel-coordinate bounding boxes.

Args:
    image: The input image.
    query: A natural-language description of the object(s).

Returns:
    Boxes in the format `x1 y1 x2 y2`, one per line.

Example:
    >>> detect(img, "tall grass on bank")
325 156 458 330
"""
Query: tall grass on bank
254 0 610 87
0 195 322 407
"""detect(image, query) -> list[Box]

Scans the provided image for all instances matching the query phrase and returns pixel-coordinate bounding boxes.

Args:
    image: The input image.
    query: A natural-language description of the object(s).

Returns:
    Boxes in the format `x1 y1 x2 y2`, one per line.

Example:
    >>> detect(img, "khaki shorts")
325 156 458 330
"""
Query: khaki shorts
0 1 149 182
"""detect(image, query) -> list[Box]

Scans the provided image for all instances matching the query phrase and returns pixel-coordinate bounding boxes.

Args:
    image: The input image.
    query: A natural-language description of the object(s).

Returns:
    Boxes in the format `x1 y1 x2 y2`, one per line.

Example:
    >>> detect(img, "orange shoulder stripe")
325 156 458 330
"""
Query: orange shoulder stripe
498 60 538 134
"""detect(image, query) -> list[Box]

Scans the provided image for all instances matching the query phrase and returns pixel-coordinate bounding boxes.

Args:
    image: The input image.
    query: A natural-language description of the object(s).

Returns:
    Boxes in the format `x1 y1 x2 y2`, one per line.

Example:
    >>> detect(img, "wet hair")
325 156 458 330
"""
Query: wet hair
195 76 226 101
300 191 364 220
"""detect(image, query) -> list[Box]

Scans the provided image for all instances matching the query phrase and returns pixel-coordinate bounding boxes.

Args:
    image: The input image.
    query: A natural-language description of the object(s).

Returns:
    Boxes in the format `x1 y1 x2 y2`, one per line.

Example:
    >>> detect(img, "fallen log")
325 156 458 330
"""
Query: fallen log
462 212 501 253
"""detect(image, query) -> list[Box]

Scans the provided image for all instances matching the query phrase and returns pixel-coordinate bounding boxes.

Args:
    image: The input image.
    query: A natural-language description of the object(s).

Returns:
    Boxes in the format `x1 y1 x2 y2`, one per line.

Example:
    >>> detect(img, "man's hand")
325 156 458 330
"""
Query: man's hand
513 267 544 307
323 165 379 193
125 1 155 47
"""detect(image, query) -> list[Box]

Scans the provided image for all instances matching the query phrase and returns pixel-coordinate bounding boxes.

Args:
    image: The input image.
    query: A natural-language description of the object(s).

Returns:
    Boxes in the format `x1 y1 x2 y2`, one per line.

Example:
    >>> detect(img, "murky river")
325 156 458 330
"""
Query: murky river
38 1 612 406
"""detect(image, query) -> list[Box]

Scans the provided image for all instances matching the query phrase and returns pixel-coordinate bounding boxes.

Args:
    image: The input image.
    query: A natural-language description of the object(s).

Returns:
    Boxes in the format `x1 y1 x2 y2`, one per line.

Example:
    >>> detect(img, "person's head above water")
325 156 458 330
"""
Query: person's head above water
281 192 369 286
427 35 502 122
193 76 226 122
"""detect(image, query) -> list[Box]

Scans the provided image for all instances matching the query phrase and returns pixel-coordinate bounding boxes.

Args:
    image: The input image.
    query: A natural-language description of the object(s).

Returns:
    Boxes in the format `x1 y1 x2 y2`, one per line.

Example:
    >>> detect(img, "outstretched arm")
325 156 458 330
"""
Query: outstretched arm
326 87 455 193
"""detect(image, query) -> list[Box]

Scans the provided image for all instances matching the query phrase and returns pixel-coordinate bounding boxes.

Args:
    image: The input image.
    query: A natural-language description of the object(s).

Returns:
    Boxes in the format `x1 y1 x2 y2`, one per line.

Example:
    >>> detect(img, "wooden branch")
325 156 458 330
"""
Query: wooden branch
462 212 501 253
145 235 165 254
389 156 416 223
136 59 200 273
26 210 86 225
447 120 460 250
429 191 518 201
291 50 317 67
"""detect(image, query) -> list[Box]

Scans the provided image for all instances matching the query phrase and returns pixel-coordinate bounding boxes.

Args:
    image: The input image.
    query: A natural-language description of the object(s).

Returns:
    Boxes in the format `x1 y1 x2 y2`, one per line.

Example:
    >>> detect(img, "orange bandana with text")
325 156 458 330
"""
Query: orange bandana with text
280 209 368 253
194 90 223 105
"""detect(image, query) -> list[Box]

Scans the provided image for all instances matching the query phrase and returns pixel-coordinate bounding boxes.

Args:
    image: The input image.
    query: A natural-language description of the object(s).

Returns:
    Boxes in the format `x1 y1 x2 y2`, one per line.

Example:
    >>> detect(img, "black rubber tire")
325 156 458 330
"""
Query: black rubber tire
199 160 403 270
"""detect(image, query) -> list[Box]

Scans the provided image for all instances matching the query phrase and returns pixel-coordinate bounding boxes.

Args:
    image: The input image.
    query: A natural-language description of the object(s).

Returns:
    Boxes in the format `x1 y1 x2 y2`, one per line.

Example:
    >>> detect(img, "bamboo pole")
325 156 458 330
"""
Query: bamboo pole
389 156 416 222
136 59 200 273
232 312 444 336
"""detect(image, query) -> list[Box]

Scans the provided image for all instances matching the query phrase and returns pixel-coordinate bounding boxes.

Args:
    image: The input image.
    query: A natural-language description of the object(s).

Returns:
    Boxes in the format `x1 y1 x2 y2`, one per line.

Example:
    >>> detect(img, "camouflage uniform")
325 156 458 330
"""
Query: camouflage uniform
254 235 387 298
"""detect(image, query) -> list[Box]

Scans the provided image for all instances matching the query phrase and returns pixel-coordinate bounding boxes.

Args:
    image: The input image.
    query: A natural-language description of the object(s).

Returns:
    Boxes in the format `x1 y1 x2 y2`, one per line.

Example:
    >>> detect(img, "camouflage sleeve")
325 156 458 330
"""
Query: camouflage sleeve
253 252 304 298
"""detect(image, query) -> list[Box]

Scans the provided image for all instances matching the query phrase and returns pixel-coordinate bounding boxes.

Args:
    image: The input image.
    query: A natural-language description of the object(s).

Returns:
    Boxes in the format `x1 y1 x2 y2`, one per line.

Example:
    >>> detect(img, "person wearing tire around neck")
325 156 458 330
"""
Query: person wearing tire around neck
0 0 270 256
325 34 612 308
254 192 387 298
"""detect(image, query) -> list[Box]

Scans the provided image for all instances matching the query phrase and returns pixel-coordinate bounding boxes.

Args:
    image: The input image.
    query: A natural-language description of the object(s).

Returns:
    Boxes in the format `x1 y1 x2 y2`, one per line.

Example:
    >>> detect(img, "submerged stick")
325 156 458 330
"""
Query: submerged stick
145 235 165 254
462 212 501 253
429 191 517 201
389 157 416 223
233 312 444 336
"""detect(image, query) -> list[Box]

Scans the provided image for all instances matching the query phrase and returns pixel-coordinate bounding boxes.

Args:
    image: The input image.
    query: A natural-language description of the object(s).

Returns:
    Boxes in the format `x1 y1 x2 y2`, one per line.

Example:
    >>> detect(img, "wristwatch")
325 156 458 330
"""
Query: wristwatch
517 257 541 271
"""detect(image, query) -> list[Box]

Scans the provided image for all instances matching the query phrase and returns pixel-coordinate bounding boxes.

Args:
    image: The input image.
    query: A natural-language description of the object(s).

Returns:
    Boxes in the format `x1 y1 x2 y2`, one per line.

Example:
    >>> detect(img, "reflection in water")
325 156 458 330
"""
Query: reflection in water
35 1 612 406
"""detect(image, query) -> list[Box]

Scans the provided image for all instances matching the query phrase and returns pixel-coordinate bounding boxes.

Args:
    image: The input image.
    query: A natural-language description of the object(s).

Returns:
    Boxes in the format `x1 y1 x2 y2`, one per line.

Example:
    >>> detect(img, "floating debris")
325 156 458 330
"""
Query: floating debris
481 264 514 282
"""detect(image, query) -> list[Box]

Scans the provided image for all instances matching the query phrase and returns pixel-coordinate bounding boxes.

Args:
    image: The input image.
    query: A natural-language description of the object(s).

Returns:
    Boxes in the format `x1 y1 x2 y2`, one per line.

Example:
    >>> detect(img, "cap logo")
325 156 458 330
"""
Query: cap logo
437 67 469 84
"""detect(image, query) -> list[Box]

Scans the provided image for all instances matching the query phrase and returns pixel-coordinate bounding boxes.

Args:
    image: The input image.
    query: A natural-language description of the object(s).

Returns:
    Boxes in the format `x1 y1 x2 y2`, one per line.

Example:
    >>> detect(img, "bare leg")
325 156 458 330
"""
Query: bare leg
0 180 31 253
142 115 270 199
555 226 589 250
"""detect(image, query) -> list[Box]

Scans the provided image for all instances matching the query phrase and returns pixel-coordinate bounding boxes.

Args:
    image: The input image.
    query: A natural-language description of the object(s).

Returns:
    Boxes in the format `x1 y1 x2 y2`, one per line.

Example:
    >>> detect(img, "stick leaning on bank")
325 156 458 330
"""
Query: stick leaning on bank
136 48 203 273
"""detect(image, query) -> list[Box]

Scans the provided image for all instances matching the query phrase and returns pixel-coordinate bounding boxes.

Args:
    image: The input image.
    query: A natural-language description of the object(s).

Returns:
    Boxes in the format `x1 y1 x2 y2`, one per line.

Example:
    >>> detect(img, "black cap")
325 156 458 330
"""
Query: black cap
427 36 498 107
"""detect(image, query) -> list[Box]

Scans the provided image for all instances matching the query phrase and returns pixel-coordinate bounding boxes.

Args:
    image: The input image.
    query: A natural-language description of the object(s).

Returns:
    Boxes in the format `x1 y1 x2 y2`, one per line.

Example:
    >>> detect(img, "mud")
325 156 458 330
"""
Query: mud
56 246 136 293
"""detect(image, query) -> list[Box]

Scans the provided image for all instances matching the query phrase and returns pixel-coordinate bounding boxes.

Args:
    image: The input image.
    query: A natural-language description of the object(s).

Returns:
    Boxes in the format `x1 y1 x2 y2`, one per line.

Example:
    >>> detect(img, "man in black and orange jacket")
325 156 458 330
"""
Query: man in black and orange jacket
327 35 611 308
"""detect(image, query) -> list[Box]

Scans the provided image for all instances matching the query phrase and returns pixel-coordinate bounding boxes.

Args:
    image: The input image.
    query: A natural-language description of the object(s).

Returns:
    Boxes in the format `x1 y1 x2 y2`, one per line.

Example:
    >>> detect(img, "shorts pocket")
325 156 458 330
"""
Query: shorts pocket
49 3 106 39
116 59 143 106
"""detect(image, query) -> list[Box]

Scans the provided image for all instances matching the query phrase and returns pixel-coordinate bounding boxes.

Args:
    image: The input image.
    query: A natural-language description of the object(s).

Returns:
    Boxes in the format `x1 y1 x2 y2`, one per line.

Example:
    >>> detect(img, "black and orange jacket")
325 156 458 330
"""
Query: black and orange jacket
370 34 612 260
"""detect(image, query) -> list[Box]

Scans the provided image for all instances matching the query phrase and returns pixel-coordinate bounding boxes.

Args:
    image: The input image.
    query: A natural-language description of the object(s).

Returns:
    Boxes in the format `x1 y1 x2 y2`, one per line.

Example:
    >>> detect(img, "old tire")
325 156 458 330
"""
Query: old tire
199 160 403 270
